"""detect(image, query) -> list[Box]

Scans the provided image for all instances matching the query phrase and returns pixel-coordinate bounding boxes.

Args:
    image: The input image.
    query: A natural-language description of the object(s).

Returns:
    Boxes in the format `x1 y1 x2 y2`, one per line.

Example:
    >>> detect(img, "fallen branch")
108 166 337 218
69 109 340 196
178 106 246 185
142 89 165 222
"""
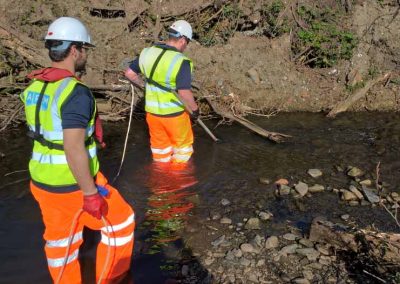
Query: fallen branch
327 73 390 118
205 97 291 143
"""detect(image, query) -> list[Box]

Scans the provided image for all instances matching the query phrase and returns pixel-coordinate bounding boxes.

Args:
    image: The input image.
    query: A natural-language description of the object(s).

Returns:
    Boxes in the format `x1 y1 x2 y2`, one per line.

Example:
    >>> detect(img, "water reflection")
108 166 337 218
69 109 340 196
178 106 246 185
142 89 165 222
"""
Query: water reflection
142 161 197 251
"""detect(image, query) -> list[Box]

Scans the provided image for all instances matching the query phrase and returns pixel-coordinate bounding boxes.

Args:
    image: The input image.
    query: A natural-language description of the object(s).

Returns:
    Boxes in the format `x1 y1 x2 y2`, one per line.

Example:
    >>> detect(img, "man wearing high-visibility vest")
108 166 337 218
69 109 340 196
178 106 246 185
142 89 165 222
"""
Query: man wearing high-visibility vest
125 20 199 164
21 17 134 283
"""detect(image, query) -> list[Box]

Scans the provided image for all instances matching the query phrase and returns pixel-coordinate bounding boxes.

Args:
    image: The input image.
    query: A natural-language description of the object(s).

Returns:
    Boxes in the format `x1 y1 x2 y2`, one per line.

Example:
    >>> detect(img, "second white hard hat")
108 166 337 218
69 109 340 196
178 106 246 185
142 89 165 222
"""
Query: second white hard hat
169 20 193 40
45 17 94 46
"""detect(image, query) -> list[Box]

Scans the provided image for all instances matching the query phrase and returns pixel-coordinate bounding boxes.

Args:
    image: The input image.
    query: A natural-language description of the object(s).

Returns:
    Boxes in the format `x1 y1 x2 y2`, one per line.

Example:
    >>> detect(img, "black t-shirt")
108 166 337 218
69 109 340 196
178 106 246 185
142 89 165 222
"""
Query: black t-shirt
128 43 192 90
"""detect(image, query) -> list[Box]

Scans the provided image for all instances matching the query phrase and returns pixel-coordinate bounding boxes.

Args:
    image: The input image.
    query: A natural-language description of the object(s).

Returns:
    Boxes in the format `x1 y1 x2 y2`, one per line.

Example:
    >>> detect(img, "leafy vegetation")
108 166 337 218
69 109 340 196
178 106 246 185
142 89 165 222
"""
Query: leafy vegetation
292 5 358 68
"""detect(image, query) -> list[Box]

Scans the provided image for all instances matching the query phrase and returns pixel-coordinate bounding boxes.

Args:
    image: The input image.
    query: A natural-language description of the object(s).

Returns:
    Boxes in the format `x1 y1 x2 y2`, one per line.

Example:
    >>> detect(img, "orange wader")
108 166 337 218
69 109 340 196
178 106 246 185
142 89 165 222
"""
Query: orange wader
31 172 135 284
146 112 194 163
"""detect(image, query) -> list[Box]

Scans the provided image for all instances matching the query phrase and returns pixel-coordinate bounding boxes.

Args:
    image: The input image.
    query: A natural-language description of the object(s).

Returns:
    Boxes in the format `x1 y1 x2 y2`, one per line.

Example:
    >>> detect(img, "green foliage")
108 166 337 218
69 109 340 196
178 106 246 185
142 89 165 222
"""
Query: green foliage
261 0 290 37
346 81 365 93
293 5 357 68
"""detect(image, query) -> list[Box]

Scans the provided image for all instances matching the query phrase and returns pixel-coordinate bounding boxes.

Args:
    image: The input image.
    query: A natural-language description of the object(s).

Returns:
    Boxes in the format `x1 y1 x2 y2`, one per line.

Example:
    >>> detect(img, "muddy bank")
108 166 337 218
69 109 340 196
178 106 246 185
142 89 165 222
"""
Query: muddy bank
2 0 400 131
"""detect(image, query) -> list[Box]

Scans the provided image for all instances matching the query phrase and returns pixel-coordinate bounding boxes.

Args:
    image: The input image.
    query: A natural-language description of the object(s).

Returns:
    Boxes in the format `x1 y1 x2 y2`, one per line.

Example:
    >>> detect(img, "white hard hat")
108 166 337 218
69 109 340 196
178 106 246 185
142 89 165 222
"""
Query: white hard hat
45 17 94 46
169 20 192 40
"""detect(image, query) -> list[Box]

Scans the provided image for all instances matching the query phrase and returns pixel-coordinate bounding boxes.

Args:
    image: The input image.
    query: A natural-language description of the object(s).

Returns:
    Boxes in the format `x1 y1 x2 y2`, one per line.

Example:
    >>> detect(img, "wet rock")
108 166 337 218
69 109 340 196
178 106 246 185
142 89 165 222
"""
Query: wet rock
296 248 320 261
307 169 323 178
247 273 259 283
258 211 273 221
244 217 261 230
220 198 231 206
302 270 314 281
349 200 359 206
349 185 364 200
292 277 310 284
220 217 232 224
341 214 350 221
299 238 314 248
360 199 371 206
256 259 265 267
211 213 222 220
308 184 325 193
265 236 279 249
347 166 364 177
316 244 331 255
279 244 299 255
240 243 254 253
361 186 380 203
226 248 242 260
181 265 189 276
319 255 332 265
295 182 309 197
279 185 291 195
258 177 270 184
240 257 251 267
341 190 358 201
204 257 214 265
359 179 372 186
211 235 226 247
251 234 265 248
283 233 298 241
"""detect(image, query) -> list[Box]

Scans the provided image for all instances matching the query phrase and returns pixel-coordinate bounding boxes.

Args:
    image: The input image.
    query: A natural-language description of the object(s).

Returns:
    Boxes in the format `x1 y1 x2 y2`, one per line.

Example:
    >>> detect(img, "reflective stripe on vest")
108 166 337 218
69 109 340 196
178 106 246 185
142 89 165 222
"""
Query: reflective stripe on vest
22 78 99 187
139 46 193 115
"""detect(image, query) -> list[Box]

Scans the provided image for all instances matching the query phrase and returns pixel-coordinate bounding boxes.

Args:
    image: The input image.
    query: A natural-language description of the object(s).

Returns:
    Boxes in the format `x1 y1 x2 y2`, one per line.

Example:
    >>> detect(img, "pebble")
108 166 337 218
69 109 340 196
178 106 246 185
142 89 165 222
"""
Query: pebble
220 217 232 224
299 238 314 248
308 184 325 193
307 169 323 178
283 233 298 241
240 243 254 253
258 177 270 184
265 236 279 249
244 217 261 230
258 211 273 220
295 182 309 196
341 214 350 221
220 198 231 206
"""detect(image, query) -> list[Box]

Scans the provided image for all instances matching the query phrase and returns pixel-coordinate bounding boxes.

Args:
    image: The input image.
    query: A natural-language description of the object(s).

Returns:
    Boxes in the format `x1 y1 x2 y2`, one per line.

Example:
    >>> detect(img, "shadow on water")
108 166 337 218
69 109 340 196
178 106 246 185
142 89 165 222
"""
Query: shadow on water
1 112 400 283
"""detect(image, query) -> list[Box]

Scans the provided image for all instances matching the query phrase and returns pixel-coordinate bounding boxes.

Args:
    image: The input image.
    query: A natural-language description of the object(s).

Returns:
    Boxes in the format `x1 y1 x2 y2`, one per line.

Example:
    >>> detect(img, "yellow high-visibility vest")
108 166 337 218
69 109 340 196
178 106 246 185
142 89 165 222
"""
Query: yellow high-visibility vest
139 45 193 115
21 77 99 187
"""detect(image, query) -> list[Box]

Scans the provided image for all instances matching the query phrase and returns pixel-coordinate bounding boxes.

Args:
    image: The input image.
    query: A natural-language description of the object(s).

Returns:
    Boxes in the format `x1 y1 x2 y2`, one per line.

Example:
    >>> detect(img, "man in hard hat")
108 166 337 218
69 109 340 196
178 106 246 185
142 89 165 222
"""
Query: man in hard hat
21 17 135 283
125 20 199 164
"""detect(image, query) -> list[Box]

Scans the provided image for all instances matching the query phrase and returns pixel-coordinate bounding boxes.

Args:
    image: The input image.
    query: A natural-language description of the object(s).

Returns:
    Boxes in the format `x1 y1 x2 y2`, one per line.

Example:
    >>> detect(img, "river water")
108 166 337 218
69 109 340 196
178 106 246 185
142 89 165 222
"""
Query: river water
1 112 399 283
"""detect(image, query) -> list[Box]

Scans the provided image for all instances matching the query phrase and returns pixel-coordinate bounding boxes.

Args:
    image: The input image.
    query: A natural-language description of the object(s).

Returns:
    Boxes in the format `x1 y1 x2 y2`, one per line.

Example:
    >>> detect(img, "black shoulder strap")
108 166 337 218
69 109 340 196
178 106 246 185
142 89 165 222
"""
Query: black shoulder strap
34 82 49 137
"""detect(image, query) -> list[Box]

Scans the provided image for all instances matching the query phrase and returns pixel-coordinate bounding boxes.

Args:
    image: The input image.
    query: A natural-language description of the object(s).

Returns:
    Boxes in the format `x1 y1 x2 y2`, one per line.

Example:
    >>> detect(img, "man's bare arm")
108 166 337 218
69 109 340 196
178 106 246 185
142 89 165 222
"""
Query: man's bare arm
178 89 198 112
125 68 145 88
63 128 97 196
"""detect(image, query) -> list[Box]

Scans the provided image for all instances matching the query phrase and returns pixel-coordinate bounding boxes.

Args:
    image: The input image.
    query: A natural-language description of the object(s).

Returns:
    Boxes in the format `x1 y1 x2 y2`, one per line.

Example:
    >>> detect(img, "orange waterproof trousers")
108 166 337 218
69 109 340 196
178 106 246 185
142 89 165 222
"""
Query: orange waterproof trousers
30 172 135 284
146 112 194 163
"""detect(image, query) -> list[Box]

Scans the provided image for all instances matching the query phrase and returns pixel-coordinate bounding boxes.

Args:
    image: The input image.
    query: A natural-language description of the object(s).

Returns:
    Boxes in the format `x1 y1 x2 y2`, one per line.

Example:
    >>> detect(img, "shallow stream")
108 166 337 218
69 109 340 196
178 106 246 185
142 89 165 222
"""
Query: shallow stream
1 112 399 283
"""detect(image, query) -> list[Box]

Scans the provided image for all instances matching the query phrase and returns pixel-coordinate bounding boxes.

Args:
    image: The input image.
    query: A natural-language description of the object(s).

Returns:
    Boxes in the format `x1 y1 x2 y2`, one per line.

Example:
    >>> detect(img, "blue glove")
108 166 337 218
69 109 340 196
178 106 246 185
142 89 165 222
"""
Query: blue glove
97 185 109 197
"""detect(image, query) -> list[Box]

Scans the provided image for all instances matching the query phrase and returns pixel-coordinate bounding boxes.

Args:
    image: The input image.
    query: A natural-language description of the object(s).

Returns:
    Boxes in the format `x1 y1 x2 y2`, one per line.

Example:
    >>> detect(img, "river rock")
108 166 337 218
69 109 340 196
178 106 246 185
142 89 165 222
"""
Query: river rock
359 179 372 186
341 214 350 221
303 270 314 281
283 233 298 241
240 257 251 267
307 169 323 178
258 177 270 184
265 236 279 249
220 217 232 224
299 238 314 248
316 244 331 255
211 235 226 247
220 198 231 206
279 244 299 255
295 182 309 196
361 186 380 203
308 184 325 193
292 278 310 284
258 211 273 220
341 190 358 201
296 248 320 261
279 185 291 195
349 185 364 200
347 166 364 177
240 243 254 253
204 257 214 265
245 217 261 230
212 213 222 220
